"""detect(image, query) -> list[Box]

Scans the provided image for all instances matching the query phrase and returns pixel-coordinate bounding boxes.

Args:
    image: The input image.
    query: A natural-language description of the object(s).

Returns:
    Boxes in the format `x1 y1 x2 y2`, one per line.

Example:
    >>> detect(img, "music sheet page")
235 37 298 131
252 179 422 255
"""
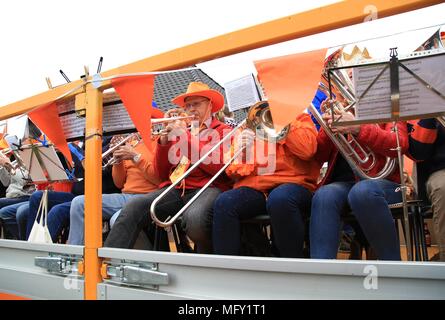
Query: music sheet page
224 74 261 112
353 52 445 121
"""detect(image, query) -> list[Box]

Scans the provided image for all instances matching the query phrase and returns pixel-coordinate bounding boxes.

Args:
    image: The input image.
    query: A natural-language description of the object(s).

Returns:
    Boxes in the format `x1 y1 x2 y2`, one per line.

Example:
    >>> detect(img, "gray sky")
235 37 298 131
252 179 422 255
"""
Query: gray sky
0 0 444 110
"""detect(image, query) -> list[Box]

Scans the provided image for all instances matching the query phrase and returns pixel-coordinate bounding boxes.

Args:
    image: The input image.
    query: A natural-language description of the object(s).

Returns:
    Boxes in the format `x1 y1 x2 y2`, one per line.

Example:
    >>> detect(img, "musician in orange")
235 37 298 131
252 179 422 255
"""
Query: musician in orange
67 129 162 245
105 82 232 253
212 110 320 258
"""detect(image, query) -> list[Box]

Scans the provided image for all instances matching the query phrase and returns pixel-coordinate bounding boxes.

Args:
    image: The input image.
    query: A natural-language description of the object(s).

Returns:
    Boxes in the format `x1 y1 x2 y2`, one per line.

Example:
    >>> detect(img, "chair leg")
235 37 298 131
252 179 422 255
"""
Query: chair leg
171 225 182 253
399 218 407 258
411 213 420 261
418 213 429 261
153 226 161 251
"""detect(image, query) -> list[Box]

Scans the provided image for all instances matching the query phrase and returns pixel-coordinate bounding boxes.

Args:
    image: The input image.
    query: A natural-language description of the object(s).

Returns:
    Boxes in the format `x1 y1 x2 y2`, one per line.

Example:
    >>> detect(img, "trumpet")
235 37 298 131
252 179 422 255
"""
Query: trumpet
151 115 197 136
102 114 197 169
102 133 141 169
0 147 27 176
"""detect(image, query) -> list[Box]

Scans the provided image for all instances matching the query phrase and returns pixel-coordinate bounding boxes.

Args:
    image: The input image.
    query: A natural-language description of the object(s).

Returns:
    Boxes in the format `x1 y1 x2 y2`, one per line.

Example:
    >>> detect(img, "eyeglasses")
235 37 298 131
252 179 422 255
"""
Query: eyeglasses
184 99 210 110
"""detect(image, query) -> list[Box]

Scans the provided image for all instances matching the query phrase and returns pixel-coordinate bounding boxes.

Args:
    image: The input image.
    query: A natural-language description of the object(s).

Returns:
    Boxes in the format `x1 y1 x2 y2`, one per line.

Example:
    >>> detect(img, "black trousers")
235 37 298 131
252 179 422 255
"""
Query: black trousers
104 186 221 253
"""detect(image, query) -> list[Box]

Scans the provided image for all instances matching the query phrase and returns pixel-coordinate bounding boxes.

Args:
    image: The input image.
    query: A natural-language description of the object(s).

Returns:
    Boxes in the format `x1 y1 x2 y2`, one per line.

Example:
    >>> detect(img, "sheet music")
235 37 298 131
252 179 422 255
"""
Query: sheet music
224 74 261 112
58 96 137 140
353 52 445 121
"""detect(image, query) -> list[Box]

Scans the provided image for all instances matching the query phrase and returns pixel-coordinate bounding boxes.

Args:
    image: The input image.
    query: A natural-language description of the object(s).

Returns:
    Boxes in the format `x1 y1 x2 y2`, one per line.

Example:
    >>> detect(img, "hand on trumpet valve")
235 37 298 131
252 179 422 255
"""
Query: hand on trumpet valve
109 135 126 149
323 111 360 136
159 116 189 145
111 144 137 164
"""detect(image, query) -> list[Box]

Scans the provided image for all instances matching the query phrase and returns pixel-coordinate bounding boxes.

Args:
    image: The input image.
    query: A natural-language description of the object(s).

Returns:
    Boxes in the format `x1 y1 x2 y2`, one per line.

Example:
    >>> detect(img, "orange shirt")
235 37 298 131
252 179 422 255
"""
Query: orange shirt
226 113 320 193
112 142 160 194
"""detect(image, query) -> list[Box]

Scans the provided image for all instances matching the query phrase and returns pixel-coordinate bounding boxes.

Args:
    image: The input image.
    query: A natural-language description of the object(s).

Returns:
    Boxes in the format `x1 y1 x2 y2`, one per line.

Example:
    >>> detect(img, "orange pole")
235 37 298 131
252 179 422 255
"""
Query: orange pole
83 84 103 300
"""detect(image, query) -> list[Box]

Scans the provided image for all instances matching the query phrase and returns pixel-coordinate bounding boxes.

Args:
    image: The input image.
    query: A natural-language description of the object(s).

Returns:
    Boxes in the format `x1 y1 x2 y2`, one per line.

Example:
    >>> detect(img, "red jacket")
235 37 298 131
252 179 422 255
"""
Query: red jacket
316 122 408 185
154 118 233 191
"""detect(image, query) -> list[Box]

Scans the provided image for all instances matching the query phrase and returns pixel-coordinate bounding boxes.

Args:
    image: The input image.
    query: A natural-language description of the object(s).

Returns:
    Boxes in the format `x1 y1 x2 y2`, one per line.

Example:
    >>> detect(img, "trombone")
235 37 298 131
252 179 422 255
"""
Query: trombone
150 101 289 228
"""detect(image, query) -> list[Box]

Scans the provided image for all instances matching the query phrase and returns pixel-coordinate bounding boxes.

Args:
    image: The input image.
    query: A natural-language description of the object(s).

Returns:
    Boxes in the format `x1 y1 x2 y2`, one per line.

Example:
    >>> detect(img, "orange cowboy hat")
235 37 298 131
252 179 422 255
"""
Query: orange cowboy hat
172 82 225 113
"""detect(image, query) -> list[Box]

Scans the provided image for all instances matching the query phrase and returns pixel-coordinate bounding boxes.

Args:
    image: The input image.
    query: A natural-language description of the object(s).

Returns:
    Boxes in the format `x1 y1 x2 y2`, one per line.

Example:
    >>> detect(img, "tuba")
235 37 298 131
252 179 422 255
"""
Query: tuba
308 47 396 180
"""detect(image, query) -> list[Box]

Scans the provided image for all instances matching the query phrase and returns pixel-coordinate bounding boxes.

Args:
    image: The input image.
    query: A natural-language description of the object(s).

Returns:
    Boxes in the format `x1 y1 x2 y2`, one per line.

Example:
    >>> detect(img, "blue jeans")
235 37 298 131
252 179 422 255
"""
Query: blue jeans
26 191 76 240
310 179 402 260
47 202 72 242
68 193 145 245
213 184 312 258
0 196 30 210
0 197 29 239
0 201 29 240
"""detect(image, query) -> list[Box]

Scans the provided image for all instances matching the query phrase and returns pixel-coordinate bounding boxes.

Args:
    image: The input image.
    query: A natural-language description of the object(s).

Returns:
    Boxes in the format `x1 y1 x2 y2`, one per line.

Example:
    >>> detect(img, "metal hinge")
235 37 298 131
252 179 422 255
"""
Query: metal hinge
35 254 83 277
101 260 169 290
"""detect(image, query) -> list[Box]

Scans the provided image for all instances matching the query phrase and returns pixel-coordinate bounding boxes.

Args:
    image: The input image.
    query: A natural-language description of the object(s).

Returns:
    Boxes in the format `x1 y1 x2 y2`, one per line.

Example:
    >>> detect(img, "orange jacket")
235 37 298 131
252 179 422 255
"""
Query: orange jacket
112 142 160 194
226 113 320 193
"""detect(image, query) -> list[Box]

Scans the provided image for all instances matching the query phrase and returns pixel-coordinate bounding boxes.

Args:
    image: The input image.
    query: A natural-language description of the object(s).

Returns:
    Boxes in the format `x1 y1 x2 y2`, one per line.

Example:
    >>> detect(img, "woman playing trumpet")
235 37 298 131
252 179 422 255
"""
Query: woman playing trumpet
67 128 163 245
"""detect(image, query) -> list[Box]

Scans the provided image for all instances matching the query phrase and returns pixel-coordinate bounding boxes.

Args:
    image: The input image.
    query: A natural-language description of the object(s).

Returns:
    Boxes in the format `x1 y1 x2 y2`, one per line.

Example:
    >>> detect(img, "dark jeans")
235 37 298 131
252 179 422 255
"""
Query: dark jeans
105 186 221 253
26 191 75 241
0 197 30 239
310 179 402 261
0 196 30 209
213 184 312 258
0 201 30 240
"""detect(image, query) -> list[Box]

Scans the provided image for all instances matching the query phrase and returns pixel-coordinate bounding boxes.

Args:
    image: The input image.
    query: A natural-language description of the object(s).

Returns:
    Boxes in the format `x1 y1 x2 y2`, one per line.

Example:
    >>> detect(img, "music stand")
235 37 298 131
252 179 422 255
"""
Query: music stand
13 142 71 183
327 48 445 261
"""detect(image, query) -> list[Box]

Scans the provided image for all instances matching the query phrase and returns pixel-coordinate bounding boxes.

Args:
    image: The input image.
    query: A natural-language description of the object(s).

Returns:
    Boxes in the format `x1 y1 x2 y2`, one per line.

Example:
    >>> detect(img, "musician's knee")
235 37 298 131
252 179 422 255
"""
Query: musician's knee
119 195 153 222
70 195 85 218
348 180 383 208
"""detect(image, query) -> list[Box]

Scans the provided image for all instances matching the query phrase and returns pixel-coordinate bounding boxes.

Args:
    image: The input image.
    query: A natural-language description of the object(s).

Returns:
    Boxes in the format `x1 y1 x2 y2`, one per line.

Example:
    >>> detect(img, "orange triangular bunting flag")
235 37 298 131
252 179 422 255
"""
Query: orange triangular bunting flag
254 48 327 132
28 102 73 166
111 75 155 149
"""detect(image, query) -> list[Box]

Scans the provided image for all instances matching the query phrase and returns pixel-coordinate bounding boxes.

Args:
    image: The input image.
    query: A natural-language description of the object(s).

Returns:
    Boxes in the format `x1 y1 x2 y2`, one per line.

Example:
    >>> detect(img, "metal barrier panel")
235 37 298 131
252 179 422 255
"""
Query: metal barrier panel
99 248 445 300
0 239 84 300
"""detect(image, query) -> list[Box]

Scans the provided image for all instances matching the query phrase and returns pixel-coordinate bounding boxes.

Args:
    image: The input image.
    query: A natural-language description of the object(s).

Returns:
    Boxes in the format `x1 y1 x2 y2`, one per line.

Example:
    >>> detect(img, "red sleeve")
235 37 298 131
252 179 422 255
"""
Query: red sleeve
154 141 174 182
188 123 230 176
315 127 336 163
356 122 408 158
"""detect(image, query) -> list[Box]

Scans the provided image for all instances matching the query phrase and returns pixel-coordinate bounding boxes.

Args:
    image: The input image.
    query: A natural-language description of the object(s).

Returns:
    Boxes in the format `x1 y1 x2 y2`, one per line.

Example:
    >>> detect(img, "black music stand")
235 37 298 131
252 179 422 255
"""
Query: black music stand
327 48 445 261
